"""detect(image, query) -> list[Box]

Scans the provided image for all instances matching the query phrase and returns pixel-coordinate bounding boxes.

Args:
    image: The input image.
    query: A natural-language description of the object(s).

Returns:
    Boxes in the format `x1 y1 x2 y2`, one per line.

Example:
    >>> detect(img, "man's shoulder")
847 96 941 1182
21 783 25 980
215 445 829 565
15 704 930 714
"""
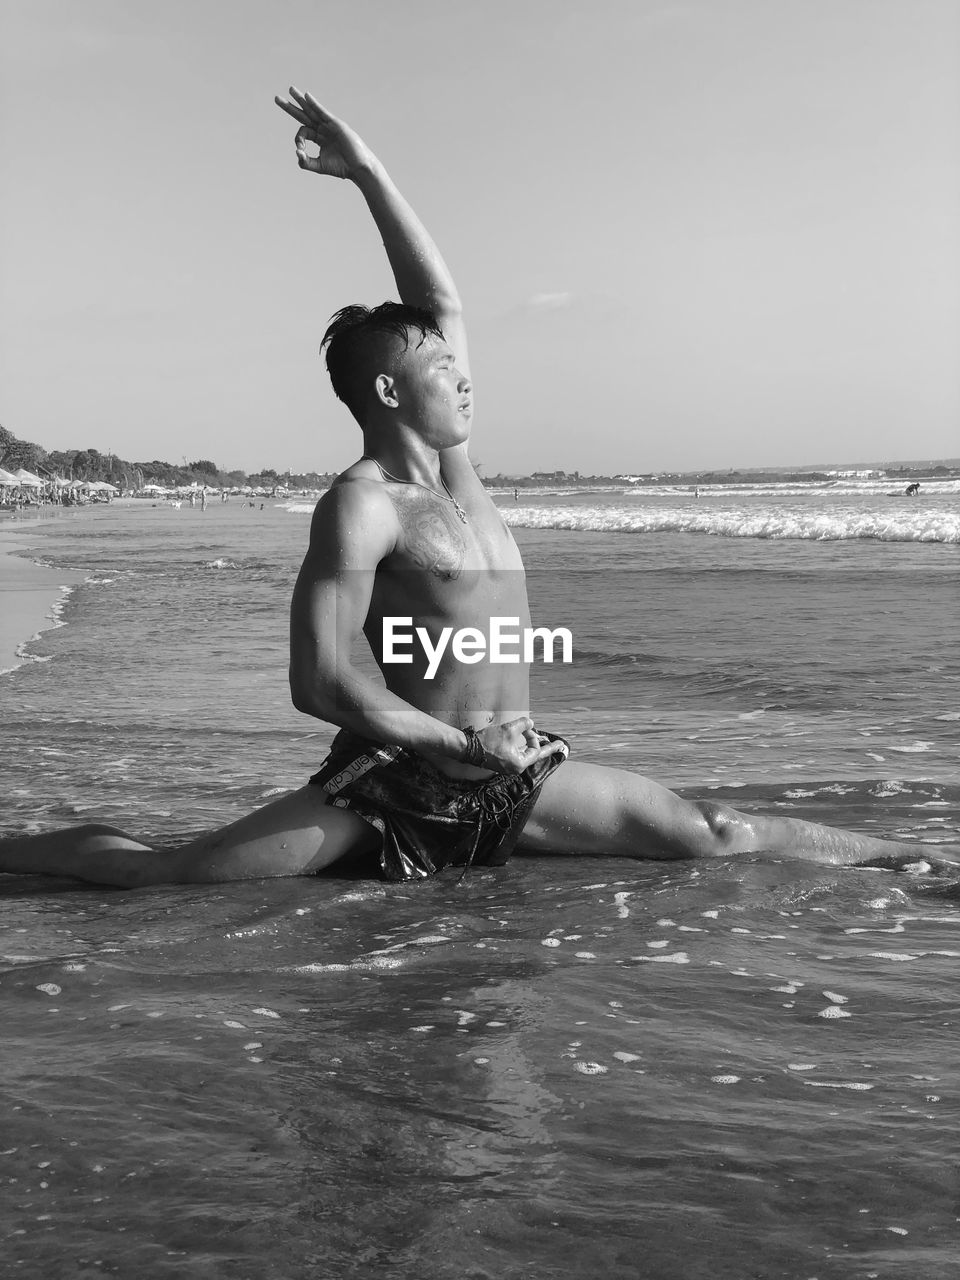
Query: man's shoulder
317 467 393 513
306 470 398 555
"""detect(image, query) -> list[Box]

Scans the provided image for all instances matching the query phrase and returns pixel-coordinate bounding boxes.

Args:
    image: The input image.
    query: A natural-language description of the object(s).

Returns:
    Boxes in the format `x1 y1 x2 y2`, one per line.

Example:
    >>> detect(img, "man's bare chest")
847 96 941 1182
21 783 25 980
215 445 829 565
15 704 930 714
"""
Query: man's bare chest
370 488 527 623
388 488 521 578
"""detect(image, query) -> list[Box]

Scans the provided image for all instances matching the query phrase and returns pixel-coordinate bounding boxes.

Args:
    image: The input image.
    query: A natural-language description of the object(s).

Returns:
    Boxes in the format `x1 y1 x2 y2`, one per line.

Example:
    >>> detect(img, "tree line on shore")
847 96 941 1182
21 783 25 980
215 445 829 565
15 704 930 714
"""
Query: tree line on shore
0 424 334 492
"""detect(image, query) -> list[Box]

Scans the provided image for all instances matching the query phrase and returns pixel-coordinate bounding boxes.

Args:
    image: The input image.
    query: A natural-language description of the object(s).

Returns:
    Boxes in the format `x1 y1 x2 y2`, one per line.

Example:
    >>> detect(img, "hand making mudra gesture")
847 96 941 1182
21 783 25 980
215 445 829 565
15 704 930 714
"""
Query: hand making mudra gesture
275 87 379 181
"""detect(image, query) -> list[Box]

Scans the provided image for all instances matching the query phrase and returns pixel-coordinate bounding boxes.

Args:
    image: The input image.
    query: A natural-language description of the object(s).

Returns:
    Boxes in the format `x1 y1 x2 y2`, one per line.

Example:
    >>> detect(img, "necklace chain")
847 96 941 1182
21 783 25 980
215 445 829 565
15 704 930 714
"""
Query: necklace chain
361 455 468 524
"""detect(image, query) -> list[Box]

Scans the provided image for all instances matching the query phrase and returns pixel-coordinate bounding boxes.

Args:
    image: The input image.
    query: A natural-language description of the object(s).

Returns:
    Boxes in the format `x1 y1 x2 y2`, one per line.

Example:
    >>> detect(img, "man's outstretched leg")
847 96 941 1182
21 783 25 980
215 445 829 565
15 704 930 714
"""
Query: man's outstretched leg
0 786 378 888
519 762 960 867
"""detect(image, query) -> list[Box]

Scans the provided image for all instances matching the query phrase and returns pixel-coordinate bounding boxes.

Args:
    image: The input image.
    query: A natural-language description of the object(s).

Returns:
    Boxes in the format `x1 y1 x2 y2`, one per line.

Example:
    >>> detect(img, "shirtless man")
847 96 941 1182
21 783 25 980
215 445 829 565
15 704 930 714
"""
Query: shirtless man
0 89 955 887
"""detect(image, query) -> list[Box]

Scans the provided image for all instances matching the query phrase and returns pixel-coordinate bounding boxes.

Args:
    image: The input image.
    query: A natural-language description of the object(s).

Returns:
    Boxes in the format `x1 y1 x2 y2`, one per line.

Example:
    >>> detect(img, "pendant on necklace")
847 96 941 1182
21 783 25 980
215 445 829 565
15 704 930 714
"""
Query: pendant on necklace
453 500 468 524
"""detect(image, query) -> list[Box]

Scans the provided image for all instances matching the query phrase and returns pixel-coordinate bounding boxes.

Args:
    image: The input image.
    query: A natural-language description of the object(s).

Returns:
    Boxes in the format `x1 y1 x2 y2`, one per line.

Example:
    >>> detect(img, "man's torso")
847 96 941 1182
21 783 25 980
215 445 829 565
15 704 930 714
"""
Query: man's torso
347 462 532 769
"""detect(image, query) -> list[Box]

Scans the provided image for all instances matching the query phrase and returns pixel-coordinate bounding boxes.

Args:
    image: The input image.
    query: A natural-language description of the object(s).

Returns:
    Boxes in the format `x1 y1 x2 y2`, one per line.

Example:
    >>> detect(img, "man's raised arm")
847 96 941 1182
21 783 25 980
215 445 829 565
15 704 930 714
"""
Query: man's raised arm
274 87 470 382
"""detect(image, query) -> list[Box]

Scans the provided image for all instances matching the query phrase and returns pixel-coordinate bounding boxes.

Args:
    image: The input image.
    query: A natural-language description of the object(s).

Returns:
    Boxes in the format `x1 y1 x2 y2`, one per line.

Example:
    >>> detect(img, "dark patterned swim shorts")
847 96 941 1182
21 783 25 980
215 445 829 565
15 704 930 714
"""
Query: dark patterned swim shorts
309 730 569 881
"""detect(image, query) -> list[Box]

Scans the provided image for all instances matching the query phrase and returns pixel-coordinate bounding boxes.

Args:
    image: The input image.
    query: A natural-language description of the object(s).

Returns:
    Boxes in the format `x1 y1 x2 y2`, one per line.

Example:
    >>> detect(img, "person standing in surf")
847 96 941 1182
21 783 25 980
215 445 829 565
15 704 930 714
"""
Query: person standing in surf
0 88 956 887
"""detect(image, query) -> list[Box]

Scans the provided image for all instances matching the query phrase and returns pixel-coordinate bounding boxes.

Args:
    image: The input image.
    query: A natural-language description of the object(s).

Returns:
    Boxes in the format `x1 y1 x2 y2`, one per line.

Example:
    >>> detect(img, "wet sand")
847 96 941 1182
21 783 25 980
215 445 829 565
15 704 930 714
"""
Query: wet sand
0 520 86 674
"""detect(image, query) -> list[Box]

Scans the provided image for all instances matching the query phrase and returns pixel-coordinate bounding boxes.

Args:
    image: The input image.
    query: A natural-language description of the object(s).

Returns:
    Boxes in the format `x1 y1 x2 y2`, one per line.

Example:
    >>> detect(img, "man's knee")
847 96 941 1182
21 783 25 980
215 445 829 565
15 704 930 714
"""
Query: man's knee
691 800 754 857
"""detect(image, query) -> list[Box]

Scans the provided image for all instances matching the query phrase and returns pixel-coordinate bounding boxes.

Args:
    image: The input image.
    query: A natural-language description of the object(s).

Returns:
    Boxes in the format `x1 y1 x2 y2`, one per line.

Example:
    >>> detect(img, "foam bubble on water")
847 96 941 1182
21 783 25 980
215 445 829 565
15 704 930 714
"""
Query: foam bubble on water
613 891 632 918
573 1061 607 1075
243 1042 262 1051
711 1075 741 1085
575 952 597 960
822 991 848 1004
701 910 719 919
934 711 960 721
36 984 61 997
870 781 910 798
457 1011 478 1026
252 1007 281 1018
818 1007 852 1018
646 940 670 949
367 935 452 956
656 918 676 926
223 1020 246 1029
804 1080 873 1090
613 1051 641 1063
787 1063 817 1072
845 924 905 934
887 741 934 754
541 937 562 948
410 1025 435 1033
887 1226 908 1235
633 952 690 964
868 952 918 962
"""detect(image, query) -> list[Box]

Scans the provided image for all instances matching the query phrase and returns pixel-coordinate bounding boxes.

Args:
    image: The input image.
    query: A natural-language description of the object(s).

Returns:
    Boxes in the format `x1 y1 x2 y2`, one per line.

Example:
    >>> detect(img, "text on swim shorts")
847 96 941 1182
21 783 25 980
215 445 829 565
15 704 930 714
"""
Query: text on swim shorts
381 616 574 680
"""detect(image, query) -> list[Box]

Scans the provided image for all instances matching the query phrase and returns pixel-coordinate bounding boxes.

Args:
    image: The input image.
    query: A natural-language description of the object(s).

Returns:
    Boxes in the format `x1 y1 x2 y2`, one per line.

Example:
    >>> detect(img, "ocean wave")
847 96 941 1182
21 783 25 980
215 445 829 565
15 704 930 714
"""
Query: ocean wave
504 505 960 543
626 480 960 499
570 647 661 669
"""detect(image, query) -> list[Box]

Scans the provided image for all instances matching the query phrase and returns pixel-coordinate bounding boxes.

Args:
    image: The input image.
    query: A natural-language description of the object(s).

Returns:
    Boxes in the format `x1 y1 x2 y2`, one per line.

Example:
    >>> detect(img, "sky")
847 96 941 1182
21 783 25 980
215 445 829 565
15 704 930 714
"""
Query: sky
1 0 957 477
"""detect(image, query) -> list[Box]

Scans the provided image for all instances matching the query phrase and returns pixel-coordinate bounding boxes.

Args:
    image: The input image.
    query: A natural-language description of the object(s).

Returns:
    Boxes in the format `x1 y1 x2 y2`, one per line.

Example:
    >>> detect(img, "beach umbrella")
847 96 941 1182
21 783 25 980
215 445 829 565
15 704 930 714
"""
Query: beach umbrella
0 466 20 486
13 468 44 487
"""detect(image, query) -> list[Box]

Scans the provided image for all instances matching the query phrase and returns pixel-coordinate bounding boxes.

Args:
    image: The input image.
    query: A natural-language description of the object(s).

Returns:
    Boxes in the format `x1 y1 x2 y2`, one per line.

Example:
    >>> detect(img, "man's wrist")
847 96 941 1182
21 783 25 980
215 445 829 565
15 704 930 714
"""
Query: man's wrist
352 157 388 191
461 727 486 768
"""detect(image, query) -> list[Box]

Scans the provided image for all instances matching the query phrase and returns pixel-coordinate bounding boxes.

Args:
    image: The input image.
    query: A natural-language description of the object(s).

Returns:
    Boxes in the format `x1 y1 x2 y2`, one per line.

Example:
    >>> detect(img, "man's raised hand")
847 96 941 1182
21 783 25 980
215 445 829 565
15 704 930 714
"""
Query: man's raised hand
274 88 377 181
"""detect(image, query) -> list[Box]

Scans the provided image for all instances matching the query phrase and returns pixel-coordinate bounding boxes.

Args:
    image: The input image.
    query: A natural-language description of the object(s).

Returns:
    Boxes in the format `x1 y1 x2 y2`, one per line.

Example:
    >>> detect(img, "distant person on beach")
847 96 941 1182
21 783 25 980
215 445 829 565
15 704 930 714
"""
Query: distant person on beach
1 87 957 889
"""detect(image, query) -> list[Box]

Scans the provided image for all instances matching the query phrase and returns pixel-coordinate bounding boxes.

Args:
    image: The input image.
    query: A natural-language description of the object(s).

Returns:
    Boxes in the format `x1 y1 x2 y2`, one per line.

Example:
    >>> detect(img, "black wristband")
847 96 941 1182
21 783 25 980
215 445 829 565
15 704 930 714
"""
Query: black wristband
462 727 486 768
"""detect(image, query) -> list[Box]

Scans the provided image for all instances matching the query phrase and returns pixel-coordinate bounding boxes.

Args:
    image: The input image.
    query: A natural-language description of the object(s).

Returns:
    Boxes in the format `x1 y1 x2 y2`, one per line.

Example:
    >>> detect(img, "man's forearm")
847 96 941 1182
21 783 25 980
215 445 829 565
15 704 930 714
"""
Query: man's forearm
353 162 461 316
293 662 468 761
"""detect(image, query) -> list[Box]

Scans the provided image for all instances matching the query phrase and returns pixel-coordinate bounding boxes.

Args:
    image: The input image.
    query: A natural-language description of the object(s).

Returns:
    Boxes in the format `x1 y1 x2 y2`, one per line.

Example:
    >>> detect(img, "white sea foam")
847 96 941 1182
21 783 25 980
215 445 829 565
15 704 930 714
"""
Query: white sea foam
502 503 960 543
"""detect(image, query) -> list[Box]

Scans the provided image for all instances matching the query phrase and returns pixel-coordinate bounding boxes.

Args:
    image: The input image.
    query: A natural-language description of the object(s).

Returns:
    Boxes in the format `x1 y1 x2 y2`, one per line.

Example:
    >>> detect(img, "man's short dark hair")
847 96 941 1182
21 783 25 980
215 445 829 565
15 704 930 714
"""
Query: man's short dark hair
320 301 445 423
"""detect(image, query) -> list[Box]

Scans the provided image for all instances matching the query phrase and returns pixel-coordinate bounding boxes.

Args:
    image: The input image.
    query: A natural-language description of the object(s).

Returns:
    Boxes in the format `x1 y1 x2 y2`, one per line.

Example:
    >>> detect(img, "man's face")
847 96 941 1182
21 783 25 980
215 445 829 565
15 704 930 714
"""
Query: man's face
393 334 472 447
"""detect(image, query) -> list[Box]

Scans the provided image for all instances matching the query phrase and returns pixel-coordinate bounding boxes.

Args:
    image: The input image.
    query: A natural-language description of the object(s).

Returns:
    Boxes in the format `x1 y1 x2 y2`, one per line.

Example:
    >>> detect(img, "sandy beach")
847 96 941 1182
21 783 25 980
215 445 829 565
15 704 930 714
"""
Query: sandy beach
0 515 86 674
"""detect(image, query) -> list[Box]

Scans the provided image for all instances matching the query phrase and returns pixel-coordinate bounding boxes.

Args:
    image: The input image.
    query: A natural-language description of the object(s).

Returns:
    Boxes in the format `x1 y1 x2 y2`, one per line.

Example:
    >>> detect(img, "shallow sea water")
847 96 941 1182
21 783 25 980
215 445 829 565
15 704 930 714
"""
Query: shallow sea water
2 493 958 1278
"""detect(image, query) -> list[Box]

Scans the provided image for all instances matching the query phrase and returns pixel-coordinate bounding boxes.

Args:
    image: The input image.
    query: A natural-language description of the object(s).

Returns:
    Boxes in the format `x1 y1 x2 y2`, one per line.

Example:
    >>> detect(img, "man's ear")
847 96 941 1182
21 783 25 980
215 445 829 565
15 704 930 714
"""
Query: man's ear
375 374 398 408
